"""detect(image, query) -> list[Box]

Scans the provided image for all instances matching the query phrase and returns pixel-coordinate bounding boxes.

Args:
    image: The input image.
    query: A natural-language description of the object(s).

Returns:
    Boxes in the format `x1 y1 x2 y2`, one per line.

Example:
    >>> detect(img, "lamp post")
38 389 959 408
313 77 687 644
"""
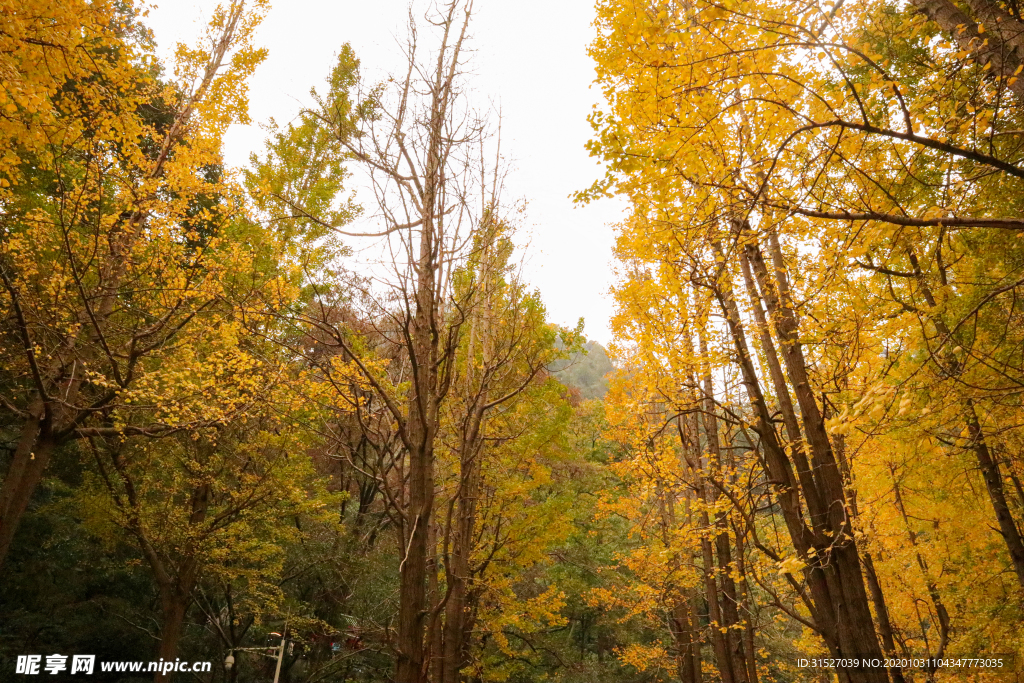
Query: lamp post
224 614 289 683
271 626 286 683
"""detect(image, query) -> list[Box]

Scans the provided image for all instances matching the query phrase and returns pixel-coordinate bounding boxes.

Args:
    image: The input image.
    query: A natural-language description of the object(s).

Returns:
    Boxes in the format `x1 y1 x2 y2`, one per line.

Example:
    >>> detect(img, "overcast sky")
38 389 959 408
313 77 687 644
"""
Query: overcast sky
148 0 624 345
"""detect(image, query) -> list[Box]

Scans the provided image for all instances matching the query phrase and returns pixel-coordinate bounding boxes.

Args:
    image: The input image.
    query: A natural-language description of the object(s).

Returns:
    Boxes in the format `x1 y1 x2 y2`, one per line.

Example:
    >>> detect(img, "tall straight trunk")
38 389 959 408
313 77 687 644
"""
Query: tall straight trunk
861 553 907 683
660 457 703 683
671 593 704 683
700 531 734 683
395 260 440 683
737 245 827 536
757 233 886 669
697 331 749 683
428 521 444 683
734 528 759 683
683 331 733 683
708 264 887 683
677 413 707 683
965 403 1024 589
441 422 483 683
395 48 450 677
747 244 902 681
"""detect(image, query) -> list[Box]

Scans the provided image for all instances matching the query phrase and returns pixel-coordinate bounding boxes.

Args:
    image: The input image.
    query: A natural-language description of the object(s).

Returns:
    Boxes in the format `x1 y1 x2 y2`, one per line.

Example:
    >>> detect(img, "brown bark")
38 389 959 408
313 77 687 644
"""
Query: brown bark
707 260 887 683
428 522 444 683
757 233 885 671
747 237 902 682
734 528 759 683
440 410 484 683
677 361 733 682
0 407 55 562
861 553 908 683
155 586 192 683
0 4 247 571
658 478 703 683
677 413 707 683
963 0 1024 58
701 530 734 683
738 243 827 534
394 10 469 678
700 397 748 681
395 272 440 683
966 404 1024 589
909 0 1024 100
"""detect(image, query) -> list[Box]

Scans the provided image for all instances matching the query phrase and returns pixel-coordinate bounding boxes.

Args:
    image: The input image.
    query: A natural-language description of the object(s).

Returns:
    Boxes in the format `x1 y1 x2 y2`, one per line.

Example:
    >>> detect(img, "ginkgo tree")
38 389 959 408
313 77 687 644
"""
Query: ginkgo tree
0 0 276 568
584 0 1024 680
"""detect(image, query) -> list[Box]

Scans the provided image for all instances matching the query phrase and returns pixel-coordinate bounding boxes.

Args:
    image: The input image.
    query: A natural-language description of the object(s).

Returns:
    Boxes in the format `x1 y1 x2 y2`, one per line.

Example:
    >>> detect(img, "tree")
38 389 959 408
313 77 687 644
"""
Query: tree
0 0 269 567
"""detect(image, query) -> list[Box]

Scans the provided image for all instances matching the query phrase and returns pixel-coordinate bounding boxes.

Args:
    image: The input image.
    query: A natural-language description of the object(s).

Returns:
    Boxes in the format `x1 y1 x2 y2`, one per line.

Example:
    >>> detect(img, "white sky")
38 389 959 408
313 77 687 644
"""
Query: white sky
147 0 625 345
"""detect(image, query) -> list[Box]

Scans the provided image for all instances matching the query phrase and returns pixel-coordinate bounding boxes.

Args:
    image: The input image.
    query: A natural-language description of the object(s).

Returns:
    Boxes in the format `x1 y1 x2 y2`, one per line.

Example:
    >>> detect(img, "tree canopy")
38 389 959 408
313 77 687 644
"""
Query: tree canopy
2 0 1023 682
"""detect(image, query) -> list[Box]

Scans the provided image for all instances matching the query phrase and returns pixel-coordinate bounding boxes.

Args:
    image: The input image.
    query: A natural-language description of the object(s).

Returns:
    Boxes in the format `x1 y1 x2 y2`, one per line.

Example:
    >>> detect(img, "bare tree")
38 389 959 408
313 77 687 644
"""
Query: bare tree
287 4 504 681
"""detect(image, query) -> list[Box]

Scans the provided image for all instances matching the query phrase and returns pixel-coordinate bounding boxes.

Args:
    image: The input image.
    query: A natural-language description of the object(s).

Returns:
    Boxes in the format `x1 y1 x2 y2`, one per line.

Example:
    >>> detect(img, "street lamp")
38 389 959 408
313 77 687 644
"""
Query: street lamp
223 618 288 683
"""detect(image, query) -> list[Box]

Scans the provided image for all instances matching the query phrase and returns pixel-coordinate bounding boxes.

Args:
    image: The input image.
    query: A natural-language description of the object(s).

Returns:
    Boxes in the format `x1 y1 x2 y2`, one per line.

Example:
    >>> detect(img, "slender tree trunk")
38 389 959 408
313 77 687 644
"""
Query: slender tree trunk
904 250 1024 593
734 529 759 683
700 534 734 683
695 330 741 683
672 600 701 683
966 403 1024 589
677 414 707 683
708 261 887 683
698 331 749 683
861 553 907 683
396 81 444 682
441 430 482 683
758 233 886 672
428 521 444 683
891 470 951 661
737 243 827 536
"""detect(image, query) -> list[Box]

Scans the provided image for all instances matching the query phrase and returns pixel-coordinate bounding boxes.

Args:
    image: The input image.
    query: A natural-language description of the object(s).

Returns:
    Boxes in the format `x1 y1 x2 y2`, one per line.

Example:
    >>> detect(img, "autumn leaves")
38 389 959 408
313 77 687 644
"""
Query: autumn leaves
587 0 1024 679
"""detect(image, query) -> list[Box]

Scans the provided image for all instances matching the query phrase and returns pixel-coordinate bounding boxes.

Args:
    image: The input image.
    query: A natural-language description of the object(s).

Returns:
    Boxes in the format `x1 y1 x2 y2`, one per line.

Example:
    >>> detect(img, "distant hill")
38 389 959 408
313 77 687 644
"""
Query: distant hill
549 340 614 400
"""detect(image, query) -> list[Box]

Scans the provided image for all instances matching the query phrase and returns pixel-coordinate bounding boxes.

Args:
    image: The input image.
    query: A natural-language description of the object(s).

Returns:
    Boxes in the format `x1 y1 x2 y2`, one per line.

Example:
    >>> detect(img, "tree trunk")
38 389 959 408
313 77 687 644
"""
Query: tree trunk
966 403 1024 589
708 263 887 683
904 250 1024 593
0 407 55 565
757 233 886 673
441 429 482 683
698 330 749 683
396 409 436 683
155 587 191 683
861 552 908 683
677 413 707 683
396 67 444 681
734 529 759 683
909 0 1024 99
738 242 828 538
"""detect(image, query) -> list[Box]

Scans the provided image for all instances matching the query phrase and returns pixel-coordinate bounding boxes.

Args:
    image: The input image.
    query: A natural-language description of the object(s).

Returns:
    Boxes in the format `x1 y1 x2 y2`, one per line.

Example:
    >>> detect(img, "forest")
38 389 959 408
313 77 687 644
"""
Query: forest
1 0 1023 681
